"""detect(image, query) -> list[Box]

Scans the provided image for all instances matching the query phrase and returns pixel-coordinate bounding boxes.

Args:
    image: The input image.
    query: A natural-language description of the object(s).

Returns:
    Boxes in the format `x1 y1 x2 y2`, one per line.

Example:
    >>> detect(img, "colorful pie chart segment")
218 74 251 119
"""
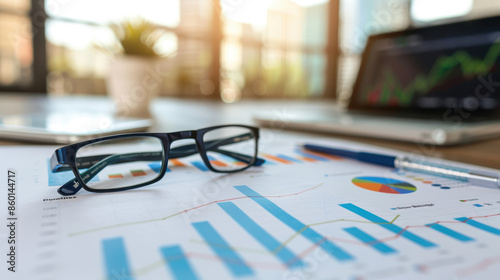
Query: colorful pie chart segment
352 177 417 194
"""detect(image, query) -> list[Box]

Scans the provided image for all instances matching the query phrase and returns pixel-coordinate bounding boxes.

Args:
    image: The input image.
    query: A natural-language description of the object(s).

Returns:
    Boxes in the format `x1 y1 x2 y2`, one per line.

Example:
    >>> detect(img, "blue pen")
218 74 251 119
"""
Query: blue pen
303 143 500 189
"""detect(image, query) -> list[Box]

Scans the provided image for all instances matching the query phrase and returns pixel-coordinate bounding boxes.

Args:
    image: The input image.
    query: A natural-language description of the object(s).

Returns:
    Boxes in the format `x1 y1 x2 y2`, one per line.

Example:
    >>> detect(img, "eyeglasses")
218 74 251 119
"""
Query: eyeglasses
50 125 264 196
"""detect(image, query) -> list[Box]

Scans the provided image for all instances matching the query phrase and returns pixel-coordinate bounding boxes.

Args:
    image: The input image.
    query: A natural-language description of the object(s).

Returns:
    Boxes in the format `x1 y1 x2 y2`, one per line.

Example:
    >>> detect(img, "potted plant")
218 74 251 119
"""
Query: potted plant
106 18 165 117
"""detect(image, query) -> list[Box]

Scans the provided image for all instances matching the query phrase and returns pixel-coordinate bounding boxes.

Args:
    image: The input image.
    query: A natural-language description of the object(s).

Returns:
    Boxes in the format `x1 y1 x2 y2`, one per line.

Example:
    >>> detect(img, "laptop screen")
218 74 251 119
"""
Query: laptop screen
349 16 500 120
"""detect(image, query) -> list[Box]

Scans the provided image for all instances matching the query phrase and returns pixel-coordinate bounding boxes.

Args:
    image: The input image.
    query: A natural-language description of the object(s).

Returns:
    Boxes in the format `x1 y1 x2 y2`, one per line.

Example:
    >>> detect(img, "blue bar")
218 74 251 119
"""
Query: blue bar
102 237 134 280
218 202 305 268
148 162 170 173
213 154 250 165
276 154 302 163
191 161 209 172
339 203 436 248
160 245 199 280
192 221 254 277
47 159 99 186
426 223 474 242
343 227 397 254
235 185 353 261
455 217 500 235
294 150 329 161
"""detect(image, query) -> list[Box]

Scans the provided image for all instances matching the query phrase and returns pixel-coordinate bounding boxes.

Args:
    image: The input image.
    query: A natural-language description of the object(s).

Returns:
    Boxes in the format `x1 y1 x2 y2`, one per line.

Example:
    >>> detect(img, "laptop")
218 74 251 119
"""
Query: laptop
255 16 500 145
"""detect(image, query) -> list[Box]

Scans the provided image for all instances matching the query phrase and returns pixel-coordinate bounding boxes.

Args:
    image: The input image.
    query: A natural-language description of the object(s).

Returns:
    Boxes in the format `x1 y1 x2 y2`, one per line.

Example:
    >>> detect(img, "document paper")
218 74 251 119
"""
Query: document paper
1 134 500 280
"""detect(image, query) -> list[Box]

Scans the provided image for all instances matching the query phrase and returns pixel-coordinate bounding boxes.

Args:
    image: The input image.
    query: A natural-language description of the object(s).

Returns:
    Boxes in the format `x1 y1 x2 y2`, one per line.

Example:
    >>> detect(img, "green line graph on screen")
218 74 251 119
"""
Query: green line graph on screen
363 42 500 106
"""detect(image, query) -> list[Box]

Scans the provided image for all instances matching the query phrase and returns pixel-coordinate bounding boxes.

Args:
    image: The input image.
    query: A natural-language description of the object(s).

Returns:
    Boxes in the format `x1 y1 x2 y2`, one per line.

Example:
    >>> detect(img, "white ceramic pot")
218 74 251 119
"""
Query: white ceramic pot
107 56 161 118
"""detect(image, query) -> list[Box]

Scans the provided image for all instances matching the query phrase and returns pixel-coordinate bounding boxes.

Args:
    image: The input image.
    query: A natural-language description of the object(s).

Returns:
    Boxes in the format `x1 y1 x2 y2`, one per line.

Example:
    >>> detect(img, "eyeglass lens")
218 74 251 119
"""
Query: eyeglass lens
202 126 257 172
75 136 165 191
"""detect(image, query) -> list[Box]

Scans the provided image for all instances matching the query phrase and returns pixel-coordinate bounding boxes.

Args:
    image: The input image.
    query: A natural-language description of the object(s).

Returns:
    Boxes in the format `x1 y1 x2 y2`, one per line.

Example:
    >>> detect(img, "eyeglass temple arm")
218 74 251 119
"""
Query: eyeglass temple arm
57 149 263 196
55 135 264 196
52 152 163 172
52 133 264 173
57 152 144 195
52 148 264 174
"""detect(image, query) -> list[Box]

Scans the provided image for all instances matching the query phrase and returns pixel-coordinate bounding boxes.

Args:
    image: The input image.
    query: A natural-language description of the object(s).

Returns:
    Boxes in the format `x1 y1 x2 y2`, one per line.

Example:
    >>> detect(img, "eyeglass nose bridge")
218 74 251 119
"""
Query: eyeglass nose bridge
167 130 196 142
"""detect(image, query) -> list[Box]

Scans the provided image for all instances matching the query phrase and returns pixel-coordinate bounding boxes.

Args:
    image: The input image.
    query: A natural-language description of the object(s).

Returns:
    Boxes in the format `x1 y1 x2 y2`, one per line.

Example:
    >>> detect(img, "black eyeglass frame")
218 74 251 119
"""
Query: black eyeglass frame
50 124 261 195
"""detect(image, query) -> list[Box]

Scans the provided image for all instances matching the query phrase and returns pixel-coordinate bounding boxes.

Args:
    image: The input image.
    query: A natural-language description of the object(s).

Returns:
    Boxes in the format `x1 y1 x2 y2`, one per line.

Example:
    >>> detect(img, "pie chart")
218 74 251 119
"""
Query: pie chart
352 177 416 194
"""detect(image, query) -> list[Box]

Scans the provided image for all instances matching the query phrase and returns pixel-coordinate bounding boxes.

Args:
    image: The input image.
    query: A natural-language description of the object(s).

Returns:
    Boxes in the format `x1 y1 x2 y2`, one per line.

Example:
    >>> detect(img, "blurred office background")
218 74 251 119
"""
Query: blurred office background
1 0 499 103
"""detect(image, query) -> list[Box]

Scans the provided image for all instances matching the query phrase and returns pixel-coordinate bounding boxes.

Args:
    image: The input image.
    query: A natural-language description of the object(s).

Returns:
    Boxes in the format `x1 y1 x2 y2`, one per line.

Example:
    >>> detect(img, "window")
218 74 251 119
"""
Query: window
411 0 473 23
9 0 499 100
0 0 46 92
219 0 332 101
45 0 191 96
44 0 337 101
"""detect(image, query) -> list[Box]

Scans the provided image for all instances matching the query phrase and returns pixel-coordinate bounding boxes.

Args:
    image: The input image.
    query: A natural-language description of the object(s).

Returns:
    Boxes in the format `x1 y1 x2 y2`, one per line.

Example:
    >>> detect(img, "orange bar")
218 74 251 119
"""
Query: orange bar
170 159 186 167
299 156 317 162
108 174 124 179
210 160 228 167
264 154 292 164
131 170 147 177
302 150 342 160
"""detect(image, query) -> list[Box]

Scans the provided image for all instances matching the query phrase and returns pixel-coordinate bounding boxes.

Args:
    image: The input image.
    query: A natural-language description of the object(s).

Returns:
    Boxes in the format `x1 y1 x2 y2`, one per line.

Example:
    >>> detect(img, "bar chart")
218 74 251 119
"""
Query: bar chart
47 149 336 186
98 184 500 280
24 141 500 280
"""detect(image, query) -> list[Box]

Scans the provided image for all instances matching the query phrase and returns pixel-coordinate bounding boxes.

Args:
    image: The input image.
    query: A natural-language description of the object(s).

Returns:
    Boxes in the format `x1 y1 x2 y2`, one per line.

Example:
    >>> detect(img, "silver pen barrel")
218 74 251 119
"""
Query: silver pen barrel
394 156 500 189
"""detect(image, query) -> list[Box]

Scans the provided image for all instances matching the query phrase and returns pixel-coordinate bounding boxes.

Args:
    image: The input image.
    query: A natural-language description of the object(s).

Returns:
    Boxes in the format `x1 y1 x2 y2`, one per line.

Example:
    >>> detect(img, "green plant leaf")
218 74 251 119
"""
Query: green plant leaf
111 18 163 58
